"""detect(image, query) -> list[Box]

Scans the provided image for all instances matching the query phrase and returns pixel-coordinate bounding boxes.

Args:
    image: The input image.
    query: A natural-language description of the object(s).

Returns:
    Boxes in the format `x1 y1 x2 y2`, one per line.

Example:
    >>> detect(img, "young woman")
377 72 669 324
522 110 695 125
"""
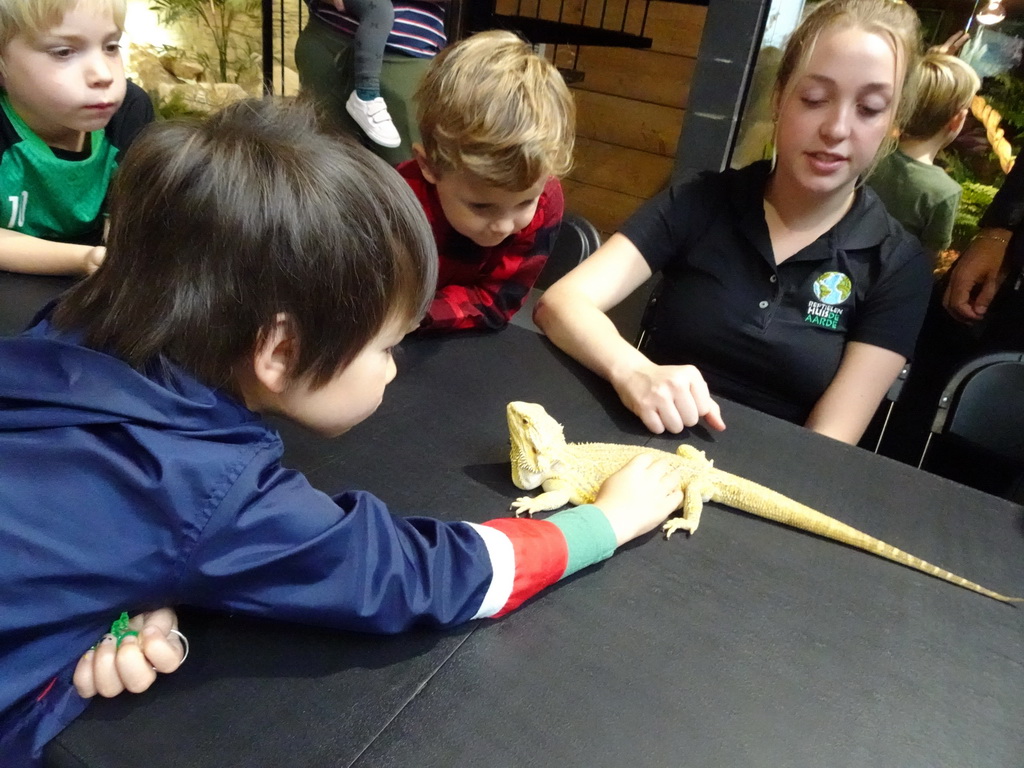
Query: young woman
535 0 931 445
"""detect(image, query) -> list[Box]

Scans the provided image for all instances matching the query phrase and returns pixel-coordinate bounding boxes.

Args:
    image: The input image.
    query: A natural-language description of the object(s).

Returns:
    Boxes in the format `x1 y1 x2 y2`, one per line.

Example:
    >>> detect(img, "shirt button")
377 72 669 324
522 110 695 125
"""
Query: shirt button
758 300 769 309
769 275 778 283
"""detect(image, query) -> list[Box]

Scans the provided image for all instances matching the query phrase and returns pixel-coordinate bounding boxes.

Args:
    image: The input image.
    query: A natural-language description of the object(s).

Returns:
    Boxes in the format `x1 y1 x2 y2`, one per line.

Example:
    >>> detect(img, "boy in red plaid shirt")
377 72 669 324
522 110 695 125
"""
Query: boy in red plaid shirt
397 30 574 333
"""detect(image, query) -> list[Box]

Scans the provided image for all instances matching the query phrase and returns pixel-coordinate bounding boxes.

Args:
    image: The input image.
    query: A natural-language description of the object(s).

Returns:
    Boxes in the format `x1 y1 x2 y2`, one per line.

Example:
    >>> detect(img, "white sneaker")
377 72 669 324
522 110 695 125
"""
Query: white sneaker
345 92 402 148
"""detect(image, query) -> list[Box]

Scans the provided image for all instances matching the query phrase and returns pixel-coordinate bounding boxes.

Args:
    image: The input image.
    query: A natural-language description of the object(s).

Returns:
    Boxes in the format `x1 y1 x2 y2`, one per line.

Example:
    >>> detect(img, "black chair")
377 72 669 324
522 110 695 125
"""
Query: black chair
918 351 1024 471
869 362 911 454
633 277 663 351
534 211 601 290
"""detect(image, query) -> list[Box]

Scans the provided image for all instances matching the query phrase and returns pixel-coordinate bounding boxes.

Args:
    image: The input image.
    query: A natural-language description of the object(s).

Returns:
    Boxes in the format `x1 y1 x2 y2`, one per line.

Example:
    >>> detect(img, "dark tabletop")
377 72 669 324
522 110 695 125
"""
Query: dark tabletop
6 273 1021 768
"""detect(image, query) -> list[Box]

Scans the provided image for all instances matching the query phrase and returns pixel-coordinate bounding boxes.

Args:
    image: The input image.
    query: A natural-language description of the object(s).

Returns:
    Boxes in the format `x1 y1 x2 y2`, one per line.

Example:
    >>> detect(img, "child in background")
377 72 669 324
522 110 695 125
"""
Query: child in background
535 0 931 445
0 98 682 765
869 51 980 256
0 0 154 276
328 0 401 148
400 30 573 333
295 0 445 165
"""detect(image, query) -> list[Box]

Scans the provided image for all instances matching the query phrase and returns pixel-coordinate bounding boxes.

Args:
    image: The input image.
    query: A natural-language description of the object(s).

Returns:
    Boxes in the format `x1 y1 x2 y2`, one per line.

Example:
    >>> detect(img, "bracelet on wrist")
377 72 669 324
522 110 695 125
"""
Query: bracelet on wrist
973 232 1011 245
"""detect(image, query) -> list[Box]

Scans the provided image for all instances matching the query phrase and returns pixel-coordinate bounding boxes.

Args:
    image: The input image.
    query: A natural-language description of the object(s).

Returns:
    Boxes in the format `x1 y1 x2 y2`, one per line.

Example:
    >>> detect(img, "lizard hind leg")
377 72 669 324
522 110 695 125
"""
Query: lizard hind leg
675 444 713 468
662 480 710 539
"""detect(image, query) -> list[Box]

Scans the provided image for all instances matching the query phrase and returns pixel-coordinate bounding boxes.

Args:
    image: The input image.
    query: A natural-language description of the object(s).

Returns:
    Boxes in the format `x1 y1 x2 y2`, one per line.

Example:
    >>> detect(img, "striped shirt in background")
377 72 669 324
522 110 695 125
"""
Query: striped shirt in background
306 1 447 58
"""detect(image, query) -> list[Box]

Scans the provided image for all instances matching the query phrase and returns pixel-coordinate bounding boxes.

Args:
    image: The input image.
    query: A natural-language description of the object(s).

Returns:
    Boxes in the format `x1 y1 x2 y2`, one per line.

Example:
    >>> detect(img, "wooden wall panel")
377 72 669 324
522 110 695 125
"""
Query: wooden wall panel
572 90 683 156
559 46 695 109
489 1 706 236
570 137 674 198
560 178 646 237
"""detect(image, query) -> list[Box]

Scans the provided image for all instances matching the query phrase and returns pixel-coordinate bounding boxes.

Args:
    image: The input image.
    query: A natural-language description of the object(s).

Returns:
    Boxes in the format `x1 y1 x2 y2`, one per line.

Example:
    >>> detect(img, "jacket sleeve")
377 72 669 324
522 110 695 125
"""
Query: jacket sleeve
184 447 615 632
420 179 565 333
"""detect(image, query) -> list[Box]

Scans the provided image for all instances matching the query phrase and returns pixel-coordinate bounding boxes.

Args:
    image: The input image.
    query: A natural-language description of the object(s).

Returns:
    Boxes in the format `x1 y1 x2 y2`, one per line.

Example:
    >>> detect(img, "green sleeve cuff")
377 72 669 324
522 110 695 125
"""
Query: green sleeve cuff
548 504 618 579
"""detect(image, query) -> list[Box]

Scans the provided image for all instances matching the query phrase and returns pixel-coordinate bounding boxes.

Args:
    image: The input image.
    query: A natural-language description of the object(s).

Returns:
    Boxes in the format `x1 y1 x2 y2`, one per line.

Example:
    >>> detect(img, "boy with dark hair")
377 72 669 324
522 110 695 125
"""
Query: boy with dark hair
0 98 682 764
0 0 154 275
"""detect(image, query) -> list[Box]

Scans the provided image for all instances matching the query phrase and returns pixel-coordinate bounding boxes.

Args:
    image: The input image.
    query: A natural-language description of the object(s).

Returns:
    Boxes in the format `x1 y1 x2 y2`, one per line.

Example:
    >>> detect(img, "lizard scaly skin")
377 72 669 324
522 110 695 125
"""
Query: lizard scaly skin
507 401 1022 604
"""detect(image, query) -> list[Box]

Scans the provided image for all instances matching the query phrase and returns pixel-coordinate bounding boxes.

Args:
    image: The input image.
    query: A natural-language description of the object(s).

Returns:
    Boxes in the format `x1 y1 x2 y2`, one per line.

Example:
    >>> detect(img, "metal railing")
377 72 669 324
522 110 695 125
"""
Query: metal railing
259 0 708 93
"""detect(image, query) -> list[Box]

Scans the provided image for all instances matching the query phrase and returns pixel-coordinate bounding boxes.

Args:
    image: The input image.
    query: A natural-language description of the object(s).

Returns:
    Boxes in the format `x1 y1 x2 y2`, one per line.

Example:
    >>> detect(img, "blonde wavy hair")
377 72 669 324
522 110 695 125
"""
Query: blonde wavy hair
0 0 125 48
902 52 980 140
415 30 575 190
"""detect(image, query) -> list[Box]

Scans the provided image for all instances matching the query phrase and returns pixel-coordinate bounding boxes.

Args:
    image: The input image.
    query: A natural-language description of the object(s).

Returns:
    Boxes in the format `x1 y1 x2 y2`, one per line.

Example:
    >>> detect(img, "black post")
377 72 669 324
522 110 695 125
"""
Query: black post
262 0 274 95
672 0 770 183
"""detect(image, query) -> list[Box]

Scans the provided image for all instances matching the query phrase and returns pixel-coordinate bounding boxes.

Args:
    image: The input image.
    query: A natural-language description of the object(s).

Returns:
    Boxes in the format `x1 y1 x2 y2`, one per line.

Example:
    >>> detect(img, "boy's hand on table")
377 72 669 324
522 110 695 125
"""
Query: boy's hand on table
613 362 726 435
595 454 684 546
74 607 187 698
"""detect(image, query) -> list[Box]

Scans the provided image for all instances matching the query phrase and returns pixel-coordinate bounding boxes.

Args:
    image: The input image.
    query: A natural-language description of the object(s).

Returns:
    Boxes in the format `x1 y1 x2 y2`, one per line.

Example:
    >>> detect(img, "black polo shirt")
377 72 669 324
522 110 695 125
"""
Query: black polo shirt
621 161 931 424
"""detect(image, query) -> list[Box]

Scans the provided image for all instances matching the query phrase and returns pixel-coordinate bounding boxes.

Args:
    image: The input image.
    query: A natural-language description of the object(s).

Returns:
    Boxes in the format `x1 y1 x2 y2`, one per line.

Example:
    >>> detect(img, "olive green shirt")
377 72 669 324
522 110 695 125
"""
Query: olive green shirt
868 149 962 253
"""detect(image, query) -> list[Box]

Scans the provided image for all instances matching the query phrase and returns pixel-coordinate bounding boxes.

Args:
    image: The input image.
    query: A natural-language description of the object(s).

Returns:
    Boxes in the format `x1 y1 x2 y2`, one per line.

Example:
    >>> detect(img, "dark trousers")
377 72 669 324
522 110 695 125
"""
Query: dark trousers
294 15 429 165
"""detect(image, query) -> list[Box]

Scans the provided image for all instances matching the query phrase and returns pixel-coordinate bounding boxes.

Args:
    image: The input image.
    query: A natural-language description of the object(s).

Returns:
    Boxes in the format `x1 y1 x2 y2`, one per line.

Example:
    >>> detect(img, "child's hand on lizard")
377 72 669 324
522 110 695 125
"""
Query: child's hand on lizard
594 454 683 545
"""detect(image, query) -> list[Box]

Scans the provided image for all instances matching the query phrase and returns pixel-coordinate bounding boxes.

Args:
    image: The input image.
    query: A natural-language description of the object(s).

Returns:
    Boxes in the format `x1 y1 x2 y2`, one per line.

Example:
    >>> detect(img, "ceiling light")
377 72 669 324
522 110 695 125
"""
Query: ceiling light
976 0 1007 25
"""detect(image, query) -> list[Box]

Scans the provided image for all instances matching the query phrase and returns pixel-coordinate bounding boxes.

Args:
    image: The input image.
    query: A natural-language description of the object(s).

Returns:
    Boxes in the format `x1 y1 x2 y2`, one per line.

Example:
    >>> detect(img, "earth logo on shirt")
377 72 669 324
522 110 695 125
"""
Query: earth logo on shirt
804 271 852 330
812 272 852 305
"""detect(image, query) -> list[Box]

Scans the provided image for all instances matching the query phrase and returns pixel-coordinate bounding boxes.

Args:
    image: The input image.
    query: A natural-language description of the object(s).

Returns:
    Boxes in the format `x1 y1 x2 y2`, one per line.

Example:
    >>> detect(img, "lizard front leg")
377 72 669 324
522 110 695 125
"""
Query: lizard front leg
510 479 574 517
662 479 712 538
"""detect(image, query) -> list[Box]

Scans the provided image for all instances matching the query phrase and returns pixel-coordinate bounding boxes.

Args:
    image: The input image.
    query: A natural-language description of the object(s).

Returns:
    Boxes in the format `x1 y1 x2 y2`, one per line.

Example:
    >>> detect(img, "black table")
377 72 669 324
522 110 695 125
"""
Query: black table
0 271 75 335
5 273 1022 768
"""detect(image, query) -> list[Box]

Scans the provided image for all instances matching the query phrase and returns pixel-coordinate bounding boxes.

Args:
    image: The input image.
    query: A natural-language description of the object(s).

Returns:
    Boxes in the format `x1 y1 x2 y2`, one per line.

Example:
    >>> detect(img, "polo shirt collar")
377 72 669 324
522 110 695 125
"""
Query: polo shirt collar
831 184 893 250
728 161 893 264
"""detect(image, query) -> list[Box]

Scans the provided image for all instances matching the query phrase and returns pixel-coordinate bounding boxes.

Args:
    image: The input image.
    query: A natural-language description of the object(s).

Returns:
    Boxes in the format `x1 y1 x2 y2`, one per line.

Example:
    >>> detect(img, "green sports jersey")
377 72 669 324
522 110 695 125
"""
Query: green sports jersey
0 82 153 245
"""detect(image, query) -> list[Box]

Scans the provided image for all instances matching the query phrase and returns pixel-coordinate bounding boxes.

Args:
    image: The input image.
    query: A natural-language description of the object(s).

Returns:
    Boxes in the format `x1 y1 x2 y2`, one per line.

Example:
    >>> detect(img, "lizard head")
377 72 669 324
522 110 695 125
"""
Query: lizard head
507 401 566 487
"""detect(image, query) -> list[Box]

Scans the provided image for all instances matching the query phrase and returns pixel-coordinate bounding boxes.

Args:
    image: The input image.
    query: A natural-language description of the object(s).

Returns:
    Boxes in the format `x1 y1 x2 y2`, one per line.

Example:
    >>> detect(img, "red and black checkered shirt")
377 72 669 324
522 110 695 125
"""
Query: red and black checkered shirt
398 161 564 333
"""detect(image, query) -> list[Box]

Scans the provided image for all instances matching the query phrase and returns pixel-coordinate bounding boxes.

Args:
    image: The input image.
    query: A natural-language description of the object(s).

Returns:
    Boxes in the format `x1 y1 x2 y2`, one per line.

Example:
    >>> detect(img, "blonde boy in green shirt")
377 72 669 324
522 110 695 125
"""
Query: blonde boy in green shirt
868 52 980 255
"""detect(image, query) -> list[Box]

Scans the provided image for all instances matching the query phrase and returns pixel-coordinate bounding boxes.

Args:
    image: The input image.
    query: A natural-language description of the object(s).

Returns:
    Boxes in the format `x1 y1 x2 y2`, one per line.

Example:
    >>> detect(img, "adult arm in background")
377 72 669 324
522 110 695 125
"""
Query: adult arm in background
942 226 1013 322
534 233 726 435
944 154 1024 322
0 230 104 276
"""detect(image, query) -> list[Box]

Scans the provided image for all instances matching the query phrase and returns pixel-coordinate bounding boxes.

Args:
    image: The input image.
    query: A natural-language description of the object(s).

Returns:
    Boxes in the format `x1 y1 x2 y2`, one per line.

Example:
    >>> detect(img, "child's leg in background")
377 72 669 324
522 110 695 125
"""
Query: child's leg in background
345 0 394 100
295 14 424 162
341 0 401 148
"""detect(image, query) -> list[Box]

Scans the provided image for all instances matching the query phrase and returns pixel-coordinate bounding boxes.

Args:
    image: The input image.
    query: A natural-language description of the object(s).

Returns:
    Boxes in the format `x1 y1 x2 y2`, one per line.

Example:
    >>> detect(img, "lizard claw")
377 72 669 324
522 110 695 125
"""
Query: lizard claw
662 517 696 539
510 498 537 518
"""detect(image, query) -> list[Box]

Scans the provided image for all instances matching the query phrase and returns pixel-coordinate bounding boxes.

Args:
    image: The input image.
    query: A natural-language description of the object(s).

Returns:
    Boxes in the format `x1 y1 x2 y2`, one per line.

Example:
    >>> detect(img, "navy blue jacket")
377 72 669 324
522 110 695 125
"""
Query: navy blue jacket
0 317 498 762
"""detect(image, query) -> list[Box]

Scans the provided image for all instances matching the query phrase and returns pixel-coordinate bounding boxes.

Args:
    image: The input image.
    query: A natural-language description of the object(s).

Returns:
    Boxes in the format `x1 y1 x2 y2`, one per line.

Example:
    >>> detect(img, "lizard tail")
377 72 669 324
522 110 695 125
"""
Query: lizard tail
713 477 1022 605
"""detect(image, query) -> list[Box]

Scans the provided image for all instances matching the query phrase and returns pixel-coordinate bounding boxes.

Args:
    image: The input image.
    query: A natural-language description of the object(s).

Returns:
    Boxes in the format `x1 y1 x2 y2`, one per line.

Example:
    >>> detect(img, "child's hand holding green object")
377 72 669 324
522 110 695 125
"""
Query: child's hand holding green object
73 608 188 698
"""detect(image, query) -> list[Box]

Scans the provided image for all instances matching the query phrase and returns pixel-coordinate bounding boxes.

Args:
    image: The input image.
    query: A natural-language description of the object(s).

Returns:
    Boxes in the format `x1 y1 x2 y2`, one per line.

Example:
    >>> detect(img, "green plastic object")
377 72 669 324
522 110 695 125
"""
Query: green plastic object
109 611 139 646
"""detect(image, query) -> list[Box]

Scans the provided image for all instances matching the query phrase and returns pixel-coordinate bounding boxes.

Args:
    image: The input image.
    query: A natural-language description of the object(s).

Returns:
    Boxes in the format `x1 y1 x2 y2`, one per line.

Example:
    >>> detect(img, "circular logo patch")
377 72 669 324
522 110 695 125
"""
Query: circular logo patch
812 272 852 305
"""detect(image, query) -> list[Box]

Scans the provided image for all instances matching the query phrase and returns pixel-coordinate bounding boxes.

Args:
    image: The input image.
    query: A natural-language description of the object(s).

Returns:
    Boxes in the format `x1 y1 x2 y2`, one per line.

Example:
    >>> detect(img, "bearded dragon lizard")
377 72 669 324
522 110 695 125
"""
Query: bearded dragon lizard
506 401 1022 604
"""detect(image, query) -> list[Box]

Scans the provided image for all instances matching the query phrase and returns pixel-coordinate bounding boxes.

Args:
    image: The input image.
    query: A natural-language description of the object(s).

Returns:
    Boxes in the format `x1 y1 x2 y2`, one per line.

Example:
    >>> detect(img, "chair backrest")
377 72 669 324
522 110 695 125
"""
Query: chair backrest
534 212 601 290
919 351 1024 468
870 362 911 454
634 277 663 350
